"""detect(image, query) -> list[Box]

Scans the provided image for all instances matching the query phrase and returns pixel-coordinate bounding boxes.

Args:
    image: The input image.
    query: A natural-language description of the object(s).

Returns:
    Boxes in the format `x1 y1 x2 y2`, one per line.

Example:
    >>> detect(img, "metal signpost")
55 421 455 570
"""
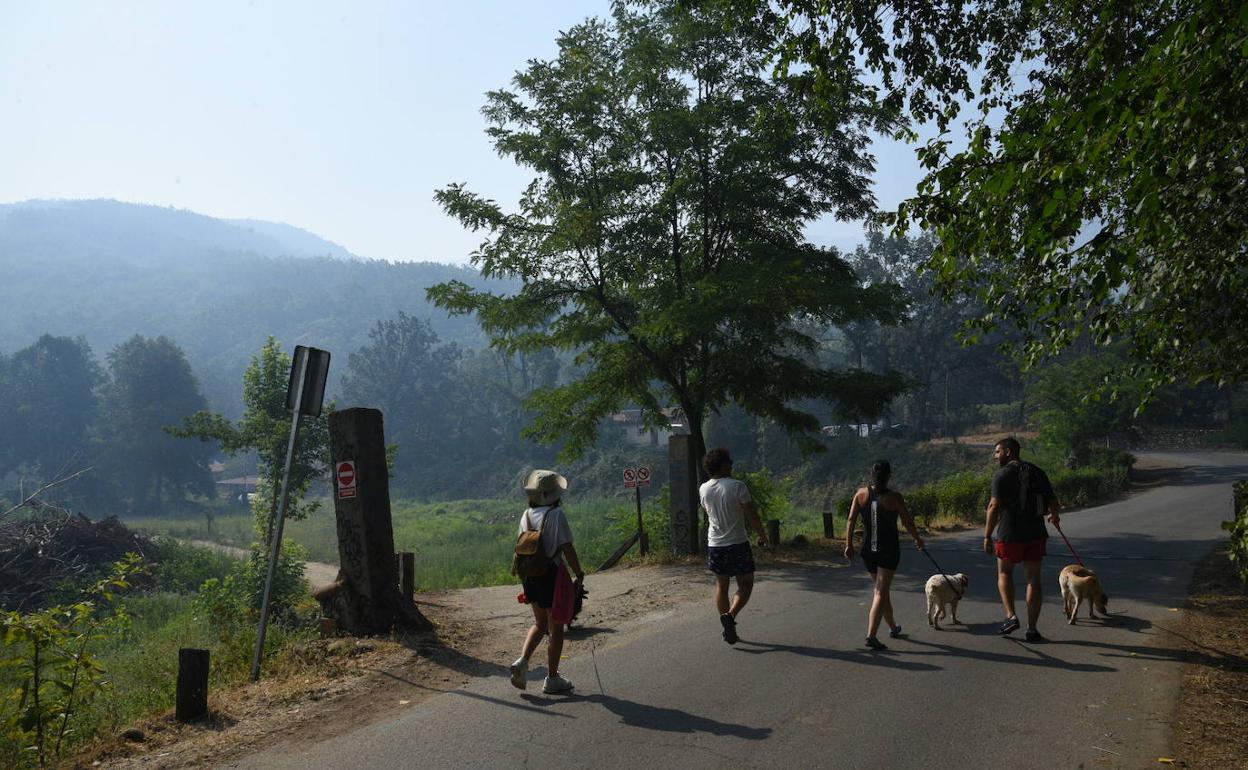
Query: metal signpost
251 345 330 682
599 464 654 570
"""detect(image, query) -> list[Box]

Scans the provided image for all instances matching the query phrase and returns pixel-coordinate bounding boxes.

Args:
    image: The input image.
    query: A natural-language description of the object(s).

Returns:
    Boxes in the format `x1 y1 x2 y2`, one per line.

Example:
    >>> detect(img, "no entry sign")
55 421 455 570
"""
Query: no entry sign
336 460 357 499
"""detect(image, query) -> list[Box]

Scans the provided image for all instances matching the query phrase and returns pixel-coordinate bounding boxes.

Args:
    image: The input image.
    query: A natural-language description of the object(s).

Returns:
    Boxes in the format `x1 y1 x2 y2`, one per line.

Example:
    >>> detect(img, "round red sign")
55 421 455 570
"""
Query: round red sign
337 462 356 487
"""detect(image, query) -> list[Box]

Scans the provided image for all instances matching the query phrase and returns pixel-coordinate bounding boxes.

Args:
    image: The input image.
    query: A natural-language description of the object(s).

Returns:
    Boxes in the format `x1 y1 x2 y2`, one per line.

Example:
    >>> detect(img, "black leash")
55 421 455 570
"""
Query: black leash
920 546 964 598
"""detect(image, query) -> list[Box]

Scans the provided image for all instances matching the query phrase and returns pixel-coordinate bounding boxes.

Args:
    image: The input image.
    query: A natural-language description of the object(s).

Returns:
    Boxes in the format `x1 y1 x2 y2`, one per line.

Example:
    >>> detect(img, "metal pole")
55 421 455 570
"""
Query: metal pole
251 352 309 681
636 485 648 556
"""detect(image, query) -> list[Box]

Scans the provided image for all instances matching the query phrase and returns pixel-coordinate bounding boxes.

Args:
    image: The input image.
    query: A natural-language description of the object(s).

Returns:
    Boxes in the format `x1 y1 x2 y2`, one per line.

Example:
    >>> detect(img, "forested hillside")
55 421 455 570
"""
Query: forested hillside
0 200 504 415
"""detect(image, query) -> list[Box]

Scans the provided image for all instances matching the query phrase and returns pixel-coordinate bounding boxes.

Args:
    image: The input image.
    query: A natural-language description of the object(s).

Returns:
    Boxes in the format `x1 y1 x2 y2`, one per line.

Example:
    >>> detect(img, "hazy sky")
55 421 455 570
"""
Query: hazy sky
1 1 923 265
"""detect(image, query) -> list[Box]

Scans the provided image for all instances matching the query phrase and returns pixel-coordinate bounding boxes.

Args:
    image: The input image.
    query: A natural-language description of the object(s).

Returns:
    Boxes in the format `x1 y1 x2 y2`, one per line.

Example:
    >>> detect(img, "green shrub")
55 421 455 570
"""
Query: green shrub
1 556 143 770
150 538 238 594
738 469 793 522
1224 481 1248 584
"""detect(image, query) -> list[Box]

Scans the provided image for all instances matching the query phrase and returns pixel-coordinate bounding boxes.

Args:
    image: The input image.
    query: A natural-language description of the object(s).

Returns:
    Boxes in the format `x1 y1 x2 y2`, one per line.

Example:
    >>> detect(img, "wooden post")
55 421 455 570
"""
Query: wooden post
176 648 209 722
767 519 781 548
323 408 431 633
822 511 836 539
397 552 415 601
668 435 700 555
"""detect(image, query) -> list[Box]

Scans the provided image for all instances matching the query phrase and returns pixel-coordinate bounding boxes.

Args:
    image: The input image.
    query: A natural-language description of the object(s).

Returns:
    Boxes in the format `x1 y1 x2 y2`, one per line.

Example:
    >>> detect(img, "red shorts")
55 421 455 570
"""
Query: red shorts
995 538 1047 563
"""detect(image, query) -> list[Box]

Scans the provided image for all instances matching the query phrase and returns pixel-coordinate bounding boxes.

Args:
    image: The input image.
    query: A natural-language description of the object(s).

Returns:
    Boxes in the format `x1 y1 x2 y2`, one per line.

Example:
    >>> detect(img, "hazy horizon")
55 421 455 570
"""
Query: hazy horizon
1 1 924 265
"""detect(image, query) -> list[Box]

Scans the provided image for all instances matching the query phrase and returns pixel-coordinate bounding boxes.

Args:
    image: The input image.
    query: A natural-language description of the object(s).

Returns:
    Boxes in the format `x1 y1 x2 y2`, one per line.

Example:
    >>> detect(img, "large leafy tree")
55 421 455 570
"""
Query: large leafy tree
743 0 1248 395
0 335 100 481
843 232 1019 433
339 313 463 489
429 0 906 466
98 335 214 514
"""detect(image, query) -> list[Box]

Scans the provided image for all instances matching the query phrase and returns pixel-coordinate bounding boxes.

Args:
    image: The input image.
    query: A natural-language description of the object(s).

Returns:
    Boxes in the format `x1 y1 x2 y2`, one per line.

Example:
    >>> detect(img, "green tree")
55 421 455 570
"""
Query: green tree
339 313 463 490
0 336 100 482
97 336 214 514
843 232 1019 435
429 1 905 467
175 337 329 540
1029 352 1143 466
740 0 1248 395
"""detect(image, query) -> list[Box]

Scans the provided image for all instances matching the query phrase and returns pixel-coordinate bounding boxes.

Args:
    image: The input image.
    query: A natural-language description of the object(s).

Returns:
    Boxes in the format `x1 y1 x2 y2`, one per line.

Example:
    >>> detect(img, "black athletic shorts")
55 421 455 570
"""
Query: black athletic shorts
707 542 756 577
521 567 556 609
862 548 900 573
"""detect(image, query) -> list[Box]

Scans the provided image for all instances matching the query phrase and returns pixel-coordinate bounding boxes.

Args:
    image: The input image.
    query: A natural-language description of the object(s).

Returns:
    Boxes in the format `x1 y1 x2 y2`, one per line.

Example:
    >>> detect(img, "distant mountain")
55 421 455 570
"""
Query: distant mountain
0 199 508 416
0 199 359 262
225 217 358 261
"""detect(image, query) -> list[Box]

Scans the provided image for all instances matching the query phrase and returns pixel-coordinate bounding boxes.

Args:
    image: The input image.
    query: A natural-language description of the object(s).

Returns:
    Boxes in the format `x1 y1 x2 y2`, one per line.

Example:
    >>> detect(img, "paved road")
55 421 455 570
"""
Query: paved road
224 451 1246 770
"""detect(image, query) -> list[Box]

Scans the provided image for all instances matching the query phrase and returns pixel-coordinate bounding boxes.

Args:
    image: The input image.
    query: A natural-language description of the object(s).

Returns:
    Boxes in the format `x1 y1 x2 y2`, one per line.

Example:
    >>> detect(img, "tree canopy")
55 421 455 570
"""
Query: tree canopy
98 335 214 514
429 0 906 464
747 0 1248 396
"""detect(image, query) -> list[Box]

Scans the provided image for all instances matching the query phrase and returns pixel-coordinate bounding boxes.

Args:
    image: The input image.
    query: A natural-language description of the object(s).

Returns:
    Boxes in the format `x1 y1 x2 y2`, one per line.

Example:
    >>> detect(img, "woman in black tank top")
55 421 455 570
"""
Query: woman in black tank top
843 460 925 649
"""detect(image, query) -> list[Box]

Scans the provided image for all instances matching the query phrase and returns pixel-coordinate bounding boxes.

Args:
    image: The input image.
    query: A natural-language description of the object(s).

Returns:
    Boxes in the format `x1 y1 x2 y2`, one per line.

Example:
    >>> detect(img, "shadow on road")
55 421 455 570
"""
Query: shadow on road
874 636 1118 673
732 639 942 671
520 693 772 739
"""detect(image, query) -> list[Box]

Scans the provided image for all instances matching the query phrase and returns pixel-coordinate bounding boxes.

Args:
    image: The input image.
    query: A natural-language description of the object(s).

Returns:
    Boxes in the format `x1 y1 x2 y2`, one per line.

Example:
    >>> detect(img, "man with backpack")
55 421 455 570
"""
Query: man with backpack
984 437 1061 642
509 469 585 694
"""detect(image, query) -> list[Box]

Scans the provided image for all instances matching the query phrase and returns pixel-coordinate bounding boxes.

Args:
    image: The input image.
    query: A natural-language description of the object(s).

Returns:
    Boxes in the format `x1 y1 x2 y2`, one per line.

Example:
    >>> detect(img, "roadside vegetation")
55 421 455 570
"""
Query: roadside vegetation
3 0 1246 766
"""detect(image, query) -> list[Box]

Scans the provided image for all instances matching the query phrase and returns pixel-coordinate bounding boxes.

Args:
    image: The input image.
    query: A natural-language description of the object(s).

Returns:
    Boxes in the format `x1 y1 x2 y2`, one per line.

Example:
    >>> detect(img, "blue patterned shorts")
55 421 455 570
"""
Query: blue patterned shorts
707 542 756 576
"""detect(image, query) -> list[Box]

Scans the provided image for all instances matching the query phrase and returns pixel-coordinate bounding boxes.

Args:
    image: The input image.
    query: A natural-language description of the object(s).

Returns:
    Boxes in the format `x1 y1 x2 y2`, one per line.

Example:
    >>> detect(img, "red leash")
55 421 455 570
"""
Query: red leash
1054 523 1084 566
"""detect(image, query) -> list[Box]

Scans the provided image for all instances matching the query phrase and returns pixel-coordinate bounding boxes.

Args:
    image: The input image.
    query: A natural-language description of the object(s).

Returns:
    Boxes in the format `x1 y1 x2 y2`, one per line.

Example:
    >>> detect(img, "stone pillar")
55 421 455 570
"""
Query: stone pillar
668 434 700 556
316 408 430 633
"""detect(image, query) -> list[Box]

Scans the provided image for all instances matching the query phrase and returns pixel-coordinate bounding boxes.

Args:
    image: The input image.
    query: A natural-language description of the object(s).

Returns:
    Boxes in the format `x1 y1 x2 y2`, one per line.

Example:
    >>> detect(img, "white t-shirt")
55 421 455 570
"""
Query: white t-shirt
518 505 574 559
699 477 753 547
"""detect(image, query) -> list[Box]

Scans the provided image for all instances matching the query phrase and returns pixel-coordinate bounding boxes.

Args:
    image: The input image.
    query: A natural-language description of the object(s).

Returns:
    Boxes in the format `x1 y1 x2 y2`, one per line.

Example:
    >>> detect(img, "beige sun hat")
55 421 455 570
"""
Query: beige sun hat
523 469 568 507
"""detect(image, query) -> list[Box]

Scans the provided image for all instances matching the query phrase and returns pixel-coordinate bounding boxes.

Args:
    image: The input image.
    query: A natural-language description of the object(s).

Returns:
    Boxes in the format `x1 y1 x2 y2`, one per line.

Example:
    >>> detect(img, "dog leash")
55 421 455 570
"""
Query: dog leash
920 546 964 598
1054 523 1085 567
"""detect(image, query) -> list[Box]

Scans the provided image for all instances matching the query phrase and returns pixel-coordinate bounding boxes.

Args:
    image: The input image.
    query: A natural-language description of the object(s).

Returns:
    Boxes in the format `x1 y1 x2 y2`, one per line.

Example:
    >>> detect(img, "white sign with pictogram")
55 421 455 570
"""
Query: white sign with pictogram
336 460 358 499
623 466 652 489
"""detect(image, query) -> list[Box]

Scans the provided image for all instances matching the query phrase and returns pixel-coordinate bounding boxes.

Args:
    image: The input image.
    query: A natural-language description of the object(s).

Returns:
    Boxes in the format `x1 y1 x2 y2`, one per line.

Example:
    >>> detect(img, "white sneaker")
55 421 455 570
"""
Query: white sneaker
542 674 574 694
509 658 528 690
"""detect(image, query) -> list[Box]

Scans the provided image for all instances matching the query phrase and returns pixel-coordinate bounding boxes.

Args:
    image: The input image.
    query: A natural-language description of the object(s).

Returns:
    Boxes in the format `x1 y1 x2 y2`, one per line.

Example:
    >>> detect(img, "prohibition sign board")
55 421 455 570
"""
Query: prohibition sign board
336 460 358 499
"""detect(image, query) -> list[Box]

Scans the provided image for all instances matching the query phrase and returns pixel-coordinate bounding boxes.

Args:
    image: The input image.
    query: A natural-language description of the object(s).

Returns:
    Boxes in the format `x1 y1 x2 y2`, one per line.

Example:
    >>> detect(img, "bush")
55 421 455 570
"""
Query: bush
149 538 238 594
1224 482 1248 585
737 469 793 523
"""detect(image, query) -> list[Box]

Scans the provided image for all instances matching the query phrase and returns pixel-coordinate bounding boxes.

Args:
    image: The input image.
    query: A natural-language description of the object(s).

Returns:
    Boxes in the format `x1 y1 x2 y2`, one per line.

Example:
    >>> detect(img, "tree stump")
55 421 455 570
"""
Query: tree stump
320 408 431 633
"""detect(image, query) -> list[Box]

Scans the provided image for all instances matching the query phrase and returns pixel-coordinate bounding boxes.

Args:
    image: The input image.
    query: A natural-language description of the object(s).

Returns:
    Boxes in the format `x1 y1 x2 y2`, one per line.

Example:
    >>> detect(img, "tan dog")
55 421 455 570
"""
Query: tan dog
1060 564 1109 624
924 573 969 629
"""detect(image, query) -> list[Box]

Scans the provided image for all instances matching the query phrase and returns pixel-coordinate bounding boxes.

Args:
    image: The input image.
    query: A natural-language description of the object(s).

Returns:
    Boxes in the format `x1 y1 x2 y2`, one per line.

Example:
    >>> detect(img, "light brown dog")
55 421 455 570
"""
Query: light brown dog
1059 564 1109 624
924 573 969 629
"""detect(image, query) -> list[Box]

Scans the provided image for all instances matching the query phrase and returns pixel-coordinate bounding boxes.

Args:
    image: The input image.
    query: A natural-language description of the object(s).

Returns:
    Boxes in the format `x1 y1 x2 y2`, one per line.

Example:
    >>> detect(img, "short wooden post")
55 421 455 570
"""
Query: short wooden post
767 519 781 548
822 511 835 539
398 552 415 601
176 648 209 722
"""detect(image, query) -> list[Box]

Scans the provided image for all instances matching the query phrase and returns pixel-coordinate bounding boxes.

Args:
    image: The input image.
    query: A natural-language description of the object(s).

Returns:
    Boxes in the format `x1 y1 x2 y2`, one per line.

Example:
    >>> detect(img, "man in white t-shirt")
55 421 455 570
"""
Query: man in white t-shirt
699 447 768 644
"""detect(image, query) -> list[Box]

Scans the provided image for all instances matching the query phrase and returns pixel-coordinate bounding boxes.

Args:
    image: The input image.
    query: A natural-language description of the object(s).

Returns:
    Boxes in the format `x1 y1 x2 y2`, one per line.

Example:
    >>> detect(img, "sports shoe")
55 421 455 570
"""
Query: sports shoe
864 636 888 650
1024 629 1046 643
888 625 904 639
509 657 528 690
720 613 739 644
542 674 574 694
998 616 1021 635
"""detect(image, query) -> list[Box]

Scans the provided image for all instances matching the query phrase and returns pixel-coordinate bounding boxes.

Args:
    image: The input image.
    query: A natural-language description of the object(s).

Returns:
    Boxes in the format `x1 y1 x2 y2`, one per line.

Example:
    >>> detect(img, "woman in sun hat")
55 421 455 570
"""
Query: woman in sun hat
508 469 585 695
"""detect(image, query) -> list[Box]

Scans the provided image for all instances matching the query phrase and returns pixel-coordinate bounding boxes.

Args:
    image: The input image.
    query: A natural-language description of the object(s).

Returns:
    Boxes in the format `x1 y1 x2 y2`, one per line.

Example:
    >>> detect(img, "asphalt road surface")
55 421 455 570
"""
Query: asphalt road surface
224 451 1245 770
